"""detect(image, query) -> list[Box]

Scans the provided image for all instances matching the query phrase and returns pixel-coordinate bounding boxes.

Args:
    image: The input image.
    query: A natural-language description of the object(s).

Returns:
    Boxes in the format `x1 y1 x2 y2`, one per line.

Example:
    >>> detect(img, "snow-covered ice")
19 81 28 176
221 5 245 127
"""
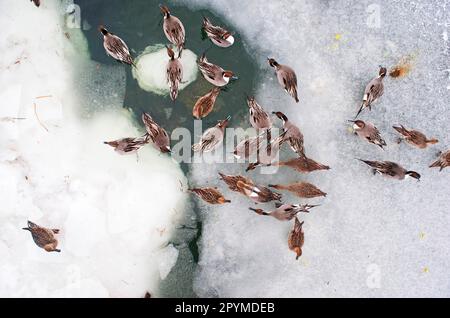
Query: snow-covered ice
182 0 450 297
0 0 188 297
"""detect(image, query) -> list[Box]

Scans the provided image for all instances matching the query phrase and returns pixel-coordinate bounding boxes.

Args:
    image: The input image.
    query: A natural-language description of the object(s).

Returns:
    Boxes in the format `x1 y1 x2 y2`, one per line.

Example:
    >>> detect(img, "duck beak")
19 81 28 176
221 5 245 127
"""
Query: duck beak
347 120 357 123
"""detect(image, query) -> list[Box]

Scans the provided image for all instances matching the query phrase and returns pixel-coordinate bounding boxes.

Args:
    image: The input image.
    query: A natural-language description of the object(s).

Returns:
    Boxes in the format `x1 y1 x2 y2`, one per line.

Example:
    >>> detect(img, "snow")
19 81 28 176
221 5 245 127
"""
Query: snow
182 0 450 297
0 0 187 297
132 44 198 95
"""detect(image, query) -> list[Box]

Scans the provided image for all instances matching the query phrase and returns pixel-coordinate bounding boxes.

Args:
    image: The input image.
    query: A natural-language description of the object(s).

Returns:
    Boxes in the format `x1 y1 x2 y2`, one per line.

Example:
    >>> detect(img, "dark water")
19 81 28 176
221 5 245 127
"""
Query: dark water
74 0 259 297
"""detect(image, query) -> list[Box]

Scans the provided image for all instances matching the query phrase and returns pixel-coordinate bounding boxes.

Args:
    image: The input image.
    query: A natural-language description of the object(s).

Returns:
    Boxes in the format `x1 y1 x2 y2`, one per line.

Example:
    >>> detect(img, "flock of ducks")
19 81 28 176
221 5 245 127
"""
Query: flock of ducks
24 3 449 262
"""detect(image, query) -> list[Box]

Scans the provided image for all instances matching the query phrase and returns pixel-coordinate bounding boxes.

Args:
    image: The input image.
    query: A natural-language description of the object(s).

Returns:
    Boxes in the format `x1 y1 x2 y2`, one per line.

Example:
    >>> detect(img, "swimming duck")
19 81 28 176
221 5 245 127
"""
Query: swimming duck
288 217 304 260
23 221 60 252
218 173 254 194
349 119 386 149
246 131 287 171
268 58 299 103
269 181 326 198
247 96 272 131
233 130 268 159
355 66 387 118
274 156 330 173
429 150 450 171
236 180 282 203
249 203 317 221
202 17 235 48
142 113 171 153
192 116 230 153
393 125 438 149
166 46 183 101
99 25 134 66
189 187 231 204
104 135 149 155
273 111 305 157
160 5 185 51
193 87 221 119
197 53 235 87
31 0 40 7
358 159 421 180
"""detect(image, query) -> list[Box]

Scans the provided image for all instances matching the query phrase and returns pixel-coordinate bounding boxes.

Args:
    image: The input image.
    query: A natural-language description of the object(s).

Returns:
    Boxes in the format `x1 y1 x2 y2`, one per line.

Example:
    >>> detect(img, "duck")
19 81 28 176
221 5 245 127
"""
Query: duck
274 156 330 173
142 113 171 153
197 53 235 87
193 87 221 119
218 173 254 194
268 58 299 103
249 203 317 221
160 5 185 51
166 46 183 101
233 130 268 160
269 181 327 198
202 16 235 48
104 135 149 155
247 96 272 131
31 0 40 7
288 217 304 260
355 66 387 118
273 111 305 157
393 125 438 149
246 131 287 171
23 221 60 252
349 119 386 149
236 180 282 203
192 116 230 153
189 187 231 204
429 150 450 171
358 159 421 180
99 25 134 66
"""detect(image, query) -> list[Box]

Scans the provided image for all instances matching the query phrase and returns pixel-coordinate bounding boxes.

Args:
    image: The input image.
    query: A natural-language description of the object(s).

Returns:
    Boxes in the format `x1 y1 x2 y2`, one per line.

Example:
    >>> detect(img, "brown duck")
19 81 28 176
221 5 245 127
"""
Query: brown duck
274 156 330 173
104 135 149 155
23 221 60 252
193 87 221 119
249 203 317 221
269 182 326 198
429 150 450 171
358 159 421 180
288 217 304 260
189 187 231 204
393 125 438 149
142 113 171 153
219 173 253 194
166 46 183 101
233 130 268 160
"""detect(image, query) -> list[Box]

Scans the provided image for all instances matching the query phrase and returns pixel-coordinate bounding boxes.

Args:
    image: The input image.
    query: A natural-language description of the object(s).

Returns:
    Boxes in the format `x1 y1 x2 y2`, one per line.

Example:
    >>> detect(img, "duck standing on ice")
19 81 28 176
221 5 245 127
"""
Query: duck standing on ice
166 46 183 101
358 159 421 180
192 116 230 153
202 16 235 48
104 135 149 155
268 58 299 103
249 203 317 221
142 113 171 154
160 5 185 51
429 150 450 171
23 221 60 253
269 181 326 198
189 187 231 205
246 131 287 171
355 66 387 118
393 125 438 149
274 156 330 173
273 111 305 157
349 119 386 149
197 53 235 87
288 217 305 260
247 96 272 133
99 25 134 66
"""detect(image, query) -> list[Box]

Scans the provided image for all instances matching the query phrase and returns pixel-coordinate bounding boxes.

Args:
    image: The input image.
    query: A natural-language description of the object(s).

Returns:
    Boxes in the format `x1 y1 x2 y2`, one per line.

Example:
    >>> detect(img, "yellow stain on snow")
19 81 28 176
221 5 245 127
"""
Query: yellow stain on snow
347 126 354 133
422 267 429 273
419 232 426 239
335 33 342 40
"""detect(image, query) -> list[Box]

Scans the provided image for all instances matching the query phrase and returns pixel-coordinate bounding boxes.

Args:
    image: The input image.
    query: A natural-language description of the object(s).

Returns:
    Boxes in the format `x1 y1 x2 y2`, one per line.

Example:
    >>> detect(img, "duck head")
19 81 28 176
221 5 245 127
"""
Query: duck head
222 70 234 82
217 115 231 129
294 247 302 260
160 5 171 18
406 171 421 181
272 111 289 123
160 145 172 154
222 32 235 44
379 65 387 78
98 25 109 36
348 119 365 130
267 58 279 68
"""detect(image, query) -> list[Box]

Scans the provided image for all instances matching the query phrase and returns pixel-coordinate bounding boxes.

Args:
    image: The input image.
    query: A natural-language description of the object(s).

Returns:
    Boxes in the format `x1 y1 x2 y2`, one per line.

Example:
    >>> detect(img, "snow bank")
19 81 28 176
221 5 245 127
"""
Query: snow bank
0 0 187 297
182 0 450 297
132 44 198 95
